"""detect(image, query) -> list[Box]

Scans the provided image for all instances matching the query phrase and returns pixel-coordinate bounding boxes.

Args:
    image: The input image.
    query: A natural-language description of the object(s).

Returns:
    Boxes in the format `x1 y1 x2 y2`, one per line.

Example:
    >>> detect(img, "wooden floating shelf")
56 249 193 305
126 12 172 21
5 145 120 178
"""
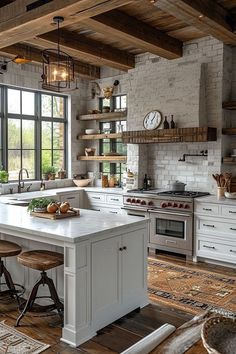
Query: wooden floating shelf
222 128 236 135
222 101 236 110
78 133 122 140
222 162 236 165
77 156 127 162
122 127 217 144
78 111 127 121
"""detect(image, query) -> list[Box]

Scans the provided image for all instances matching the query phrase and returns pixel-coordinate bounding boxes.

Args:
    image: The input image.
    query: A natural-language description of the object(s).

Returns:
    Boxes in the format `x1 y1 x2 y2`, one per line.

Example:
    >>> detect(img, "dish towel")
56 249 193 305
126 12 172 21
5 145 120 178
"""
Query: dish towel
120 323 176 354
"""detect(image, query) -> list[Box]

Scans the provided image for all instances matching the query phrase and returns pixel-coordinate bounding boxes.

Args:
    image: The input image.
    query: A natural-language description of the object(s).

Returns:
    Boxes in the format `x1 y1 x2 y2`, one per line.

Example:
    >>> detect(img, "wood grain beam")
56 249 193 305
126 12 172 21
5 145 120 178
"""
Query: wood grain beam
156 0 236 44
36 29 135 71
83 10 183 59
0 0 134 49
0 44 100 79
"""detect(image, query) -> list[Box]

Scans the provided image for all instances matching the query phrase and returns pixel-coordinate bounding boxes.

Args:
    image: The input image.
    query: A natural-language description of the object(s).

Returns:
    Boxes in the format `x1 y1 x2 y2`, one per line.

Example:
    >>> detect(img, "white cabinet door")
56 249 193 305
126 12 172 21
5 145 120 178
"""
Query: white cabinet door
91 236 121 328
122 230 146 307
58 192 80 208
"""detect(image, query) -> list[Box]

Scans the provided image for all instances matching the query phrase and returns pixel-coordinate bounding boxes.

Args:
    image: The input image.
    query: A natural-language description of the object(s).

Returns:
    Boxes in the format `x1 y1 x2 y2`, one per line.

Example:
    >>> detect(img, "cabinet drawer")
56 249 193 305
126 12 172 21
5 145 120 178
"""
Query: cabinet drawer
195 203 219 216
221 205 236 219
87 193 106 204
197 239 236 263
106 194 123 205
197 217 236 236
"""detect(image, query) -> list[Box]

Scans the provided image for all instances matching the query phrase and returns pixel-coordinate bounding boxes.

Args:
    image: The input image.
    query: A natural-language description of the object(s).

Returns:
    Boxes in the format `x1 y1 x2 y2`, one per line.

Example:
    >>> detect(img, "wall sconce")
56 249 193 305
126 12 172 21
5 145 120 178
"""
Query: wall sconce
102 80 119 99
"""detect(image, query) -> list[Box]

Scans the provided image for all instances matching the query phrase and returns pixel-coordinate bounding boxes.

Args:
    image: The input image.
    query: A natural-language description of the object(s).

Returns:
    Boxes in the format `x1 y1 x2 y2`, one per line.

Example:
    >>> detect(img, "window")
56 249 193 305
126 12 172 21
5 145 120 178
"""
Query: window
1 86 67 181
99 95 127 184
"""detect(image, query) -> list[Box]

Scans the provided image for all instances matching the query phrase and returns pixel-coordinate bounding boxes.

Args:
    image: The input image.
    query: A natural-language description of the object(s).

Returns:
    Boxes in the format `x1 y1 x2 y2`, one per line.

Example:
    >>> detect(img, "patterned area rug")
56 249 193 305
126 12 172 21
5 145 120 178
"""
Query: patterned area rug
0 321 50 354
148 258 236 316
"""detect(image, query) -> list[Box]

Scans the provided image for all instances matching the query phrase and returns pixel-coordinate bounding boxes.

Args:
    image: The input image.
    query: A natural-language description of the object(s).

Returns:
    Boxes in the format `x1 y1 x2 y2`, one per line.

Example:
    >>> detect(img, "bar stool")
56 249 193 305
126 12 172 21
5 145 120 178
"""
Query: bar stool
0 240 24 303
16 250 64 327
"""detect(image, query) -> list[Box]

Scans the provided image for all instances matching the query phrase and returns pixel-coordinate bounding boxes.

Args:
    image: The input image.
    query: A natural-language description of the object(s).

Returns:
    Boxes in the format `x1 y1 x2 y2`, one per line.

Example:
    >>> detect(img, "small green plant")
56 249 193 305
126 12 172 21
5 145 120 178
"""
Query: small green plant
42 166 56 174
27 198 55 212
0 166 9 183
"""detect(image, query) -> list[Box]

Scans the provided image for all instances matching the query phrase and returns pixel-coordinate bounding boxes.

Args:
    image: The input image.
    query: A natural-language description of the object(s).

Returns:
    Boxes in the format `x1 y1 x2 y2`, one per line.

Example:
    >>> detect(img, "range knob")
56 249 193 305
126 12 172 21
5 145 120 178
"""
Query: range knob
161 202 167 208
131 198 136 203
141 200 146 205
173 203 178 208
179 203 183 208
148 201 154 206
167 202 172 207
184 204 190 209
136 199 141 204
126 198 131 203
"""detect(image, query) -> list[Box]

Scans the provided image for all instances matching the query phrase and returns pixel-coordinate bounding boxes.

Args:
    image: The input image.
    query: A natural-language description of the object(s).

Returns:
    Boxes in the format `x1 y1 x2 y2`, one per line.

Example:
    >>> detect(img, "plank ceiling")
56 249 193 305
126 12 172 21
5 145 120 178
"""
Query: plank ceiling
0 0 236 79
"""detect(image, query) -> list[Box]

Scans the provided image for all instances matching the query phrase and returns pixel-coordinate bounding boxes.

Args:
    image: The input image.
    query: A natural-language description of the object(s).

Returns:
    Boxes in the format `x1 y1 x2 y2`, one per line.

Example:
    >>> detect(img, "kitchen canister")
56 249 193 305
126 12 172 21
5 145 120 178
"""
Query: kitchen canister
217 186 226 199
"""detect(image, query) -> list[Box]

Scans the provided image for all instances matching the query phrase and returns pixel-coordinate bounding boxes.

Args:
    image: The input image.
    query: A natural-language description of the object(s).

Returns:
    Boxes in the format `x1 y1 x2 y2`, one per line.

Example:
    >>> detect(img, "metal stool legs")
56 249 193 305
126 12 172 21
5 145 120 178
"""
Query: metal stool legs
0 258 20 304
16 271 63 326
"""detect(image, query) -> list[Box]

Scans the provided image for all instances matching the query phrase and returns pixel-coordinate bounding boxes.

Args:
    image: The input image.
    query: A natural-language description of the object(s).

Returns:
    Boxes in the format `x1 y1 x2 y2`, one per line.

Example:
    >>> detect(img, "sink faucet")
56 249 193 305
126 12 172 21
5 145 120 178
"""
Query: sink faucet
18 168 29 193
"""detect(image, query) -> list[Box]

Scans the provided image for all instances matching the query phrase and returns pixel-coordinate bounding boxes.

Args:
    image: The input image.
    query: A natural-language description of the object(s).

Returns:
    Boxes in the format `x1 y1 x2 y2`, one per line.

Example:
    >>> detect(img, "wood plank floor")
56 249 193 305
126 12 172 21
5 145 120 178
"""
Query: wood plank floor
0 251 235 353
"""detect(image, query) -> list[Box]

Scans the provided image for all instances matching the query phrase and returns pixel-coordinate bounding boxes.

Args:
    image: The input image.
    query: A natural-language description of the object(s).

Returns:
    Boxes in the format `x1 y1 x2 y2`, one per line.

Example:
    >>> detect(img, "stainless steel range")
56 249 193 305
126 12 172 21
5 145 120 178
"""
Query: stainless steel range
123 189 209 258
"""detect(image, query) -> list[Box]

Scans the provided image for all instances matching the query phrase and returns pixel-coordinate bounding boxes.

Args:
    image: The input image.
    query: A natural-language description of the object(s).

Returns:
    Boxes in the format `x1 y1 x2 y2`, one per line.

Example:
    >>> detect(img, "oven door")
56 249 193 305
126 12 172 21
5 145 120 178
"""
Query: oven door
149 209 192 251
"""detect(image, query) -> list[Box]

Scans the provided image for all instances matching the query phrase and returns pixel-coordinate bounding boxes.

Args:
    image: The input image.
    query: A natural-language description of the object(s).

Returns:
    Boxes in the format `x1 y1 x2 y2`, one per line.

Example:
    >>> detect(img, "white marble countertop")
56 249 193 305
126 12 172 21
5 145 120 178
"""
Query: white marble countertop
0 204 148 243
195 195 236 205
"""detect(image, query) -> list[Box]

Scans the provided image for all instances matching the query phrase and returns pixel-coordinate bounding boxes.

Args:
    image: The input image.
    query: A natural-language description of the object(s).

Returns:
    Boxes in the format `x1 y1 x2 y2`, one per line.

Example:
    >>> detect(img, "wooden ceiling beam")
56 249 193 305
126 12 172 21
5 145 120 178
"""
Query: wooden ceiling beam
156 0 236 45
82 10 183 59
0 0 134 49
0 44 100 79
36 29 135 71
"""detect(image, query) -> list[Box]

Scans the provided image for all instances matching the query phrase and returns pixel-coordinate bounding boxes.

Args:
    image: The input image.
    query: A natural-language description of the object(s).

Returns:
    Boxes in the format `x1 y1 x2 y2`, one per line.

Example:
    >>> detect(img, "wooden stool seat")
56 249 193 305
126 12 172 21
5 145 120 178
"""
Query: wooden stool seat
17 250 64 271
0 240 22 257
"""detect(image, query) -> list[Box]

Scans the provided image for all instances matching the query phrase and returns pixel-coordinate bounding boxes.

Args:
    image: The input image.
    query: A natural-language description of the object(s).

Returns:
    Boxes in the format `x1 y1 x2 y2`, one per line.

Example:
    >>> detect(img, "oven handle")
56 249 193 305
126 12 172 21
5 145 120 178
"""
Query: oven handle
121 206 148 212
148 209 191 217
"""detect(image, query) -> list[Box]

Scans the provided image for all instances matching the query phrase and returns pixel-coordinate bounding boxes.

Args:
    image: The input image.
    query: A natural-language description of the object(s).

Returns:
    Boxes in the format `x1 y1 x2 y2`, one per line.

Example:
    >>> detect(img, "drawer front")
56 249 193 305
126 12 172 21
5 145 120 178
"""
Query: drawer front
195 203 219 216
197 239 236 263
90 206 123 215
197 217 236 236
221 205 236 219
106 194 123 205
87 193 106 204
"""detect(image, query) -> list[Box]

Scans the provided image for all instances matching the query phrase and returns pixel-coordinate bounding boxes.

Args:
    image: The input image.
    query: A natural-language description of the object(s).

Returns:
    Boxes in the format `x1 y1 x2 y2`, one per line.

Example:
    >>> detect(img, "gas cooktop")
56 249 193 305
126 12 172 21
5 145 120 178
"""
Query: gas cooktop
127 189 210 198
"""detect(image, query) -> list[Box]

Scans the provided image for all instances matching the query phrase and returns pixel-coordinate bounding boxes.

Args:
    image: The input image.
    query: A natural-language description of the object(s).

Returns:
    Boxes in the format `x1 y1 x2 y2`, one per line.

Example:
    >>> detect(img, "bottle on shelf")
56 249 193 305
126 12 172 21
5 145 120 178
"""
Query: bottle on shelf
170 115 175 128
143 174 148 190
163 116 169 129
147 176 152 188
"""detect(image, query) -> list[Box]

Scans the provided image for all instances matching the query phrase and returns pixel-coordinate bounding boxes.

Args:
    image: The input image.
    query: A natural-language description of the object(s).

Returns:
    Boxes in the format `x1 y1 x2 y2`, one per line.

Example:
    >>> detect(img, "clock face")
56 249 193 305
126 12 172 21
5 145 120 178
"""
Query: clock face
143 110 162 130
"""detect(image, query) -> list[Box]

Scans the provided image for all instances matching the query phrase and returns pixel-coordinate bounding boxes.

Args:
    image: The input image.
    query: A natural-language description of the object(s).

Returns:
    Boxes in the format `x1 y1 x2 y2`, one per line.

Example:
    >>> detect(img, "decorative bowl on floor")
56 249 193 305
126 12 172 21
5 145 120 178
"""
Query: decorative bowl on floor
73 179 91 187
201 316 236 354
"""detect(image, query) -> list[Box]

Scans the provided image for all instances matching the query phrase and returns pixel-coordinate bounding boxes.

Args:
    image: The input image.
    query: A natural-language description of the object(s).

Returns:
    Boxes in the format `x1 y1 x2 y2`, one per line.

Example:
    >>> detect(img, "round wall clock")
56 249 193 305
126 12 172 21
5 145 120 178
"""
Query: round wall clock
143 110 162 130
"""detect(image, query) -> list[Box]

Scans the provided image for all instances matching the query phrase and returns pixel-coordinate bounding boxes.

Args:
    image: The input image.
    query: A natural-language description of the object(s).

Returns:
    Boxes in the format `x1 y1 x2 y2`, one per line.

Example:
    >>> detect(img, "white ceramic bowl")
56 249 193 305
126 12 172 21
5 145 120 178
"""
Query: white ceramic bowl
73 179 91 187
85 129 99 135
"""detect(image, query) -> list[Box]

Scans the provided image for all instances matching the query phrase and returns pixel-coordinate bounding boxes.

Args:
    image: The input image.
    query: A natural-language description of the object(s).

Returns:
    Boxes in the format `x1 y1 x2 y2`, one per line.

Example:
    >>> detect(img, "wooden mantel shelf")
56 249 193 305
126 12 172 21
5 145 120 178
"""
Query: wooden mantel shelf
78 111 127 121
222 101 236 110
77 156 127 162
122 127 217 144
77 133 122 140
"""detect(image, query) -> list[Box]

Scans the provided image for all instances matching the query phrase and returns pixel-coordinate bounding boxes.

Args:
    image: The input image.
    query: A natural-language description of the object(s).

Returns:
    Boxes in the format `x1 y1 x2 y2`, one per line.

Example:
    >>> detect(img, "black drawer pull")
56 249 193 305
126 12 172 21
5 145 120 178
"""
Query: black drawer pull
119 247 123 251
203 208 212 211
66 196 75 200
109 211 118 214
230 228 236 231
111 198 119 202
203 245 215 249
230 249 236 253
203 223 215 228
229 211 236 214
92 196 101 200
123 246 127 250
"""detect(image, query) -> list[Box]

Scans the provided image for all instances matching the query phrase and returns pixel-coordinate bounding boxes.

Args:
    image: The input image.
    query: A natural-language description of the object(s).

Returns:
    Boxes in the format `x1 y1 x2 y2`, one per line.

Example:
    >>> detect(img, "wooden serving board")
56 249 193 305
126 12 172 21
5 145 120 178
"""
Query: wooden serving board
30 209 80 220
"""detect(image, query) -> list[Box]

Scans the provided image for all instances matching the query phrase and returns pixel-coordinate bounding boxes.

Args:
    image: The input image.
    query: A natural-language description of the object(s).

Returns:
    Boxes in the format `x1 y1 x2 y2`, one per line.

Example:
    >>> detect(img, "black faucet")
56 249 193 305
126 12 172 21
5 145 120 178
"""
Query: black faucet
18 168 29 193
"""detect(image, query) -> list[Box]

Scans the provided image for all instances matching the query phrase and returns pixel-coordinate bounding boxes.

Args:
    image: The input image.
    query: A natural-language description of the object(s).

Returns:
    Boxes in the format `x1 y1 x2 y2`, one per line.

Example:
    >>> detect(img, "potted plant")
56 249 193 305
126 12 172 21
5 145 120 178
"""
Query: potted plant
0 166 9 183
27 198 55 213
42 166 56 180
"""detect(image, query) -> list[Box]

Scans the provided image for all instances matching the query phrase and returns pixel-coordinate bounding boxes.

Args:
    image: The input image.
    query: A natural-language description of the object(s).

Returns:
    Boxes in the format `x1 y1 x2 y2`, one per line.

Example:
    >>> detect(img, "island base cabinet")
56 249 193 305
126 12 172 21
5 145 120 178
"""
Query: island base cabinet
91 228 147 331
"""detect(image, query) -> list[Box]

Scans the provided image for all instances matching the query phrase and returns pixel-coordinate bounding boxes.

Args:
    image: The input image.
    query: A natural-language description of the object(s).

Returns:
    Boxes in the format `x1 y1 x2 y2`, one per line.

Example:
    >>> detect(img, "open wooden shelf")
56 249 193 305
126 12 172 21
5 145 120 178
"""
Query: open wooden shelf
222 101 236 110
122 127 217 144
77 155 127 162
78 111 127 121
77 133 122 140
222 128 236 135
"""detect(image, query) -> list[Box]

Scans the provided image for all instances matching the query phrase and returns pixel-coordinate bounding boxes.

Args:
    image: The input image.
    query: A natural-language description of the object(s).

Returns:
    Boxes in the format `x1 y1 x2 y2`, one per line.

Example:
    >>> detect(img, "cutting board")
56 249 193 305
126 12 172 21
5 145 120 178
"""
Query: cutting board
30 208 80 220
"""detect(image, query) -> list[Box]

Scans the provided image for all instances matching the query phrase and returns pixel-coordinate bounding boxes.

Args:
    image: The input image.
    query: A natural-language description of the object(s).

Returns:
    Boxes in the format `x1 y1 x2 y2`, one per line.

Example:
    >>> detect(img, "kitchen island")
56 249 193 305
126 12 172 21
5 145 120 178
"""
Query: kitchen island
0 204 149 347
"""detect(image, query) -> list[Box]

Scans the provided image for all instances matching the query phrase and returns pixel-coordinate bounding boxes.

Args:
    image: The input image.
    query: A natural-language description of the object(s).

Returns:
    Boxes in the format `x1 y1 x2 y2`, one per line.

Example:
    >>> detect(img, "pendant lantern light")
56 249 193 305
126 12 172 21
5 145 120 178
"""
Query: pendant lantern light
41 16 75 92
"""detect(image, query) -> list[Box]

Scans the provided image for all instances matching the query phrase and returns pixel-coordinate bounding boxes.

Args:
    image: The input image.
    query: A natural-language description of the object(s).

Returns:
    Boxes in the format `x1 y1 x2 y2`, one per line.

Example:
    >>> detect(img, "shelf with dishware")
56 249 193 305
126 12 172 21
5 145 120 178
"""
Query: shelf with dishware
77 111 127 122
77 133 122 140
77 155 127 162
222 128 236 135
222 101 236 110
